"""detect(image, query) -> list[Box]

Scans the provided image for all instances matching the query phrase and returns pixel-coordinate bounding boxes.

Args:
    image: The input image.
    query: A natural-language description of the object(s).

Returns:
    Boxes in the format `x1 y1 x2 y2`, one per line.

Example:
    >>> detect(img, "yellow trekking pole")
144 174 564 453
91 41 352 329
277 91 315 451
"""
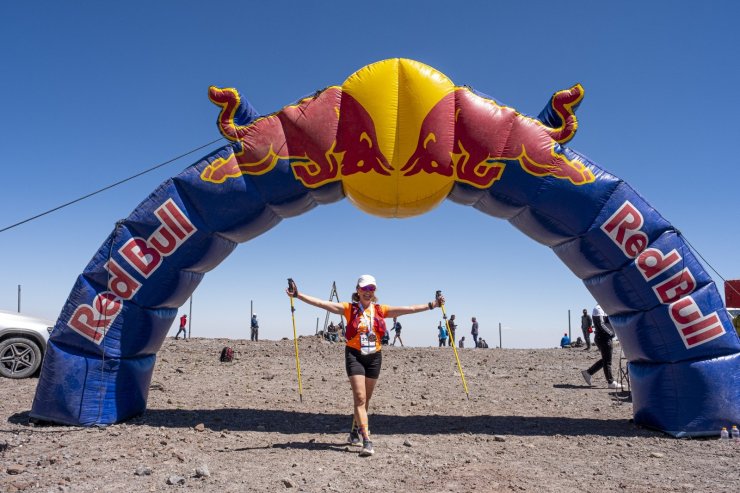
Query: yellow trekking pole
287 278 304 403
437 290 470 400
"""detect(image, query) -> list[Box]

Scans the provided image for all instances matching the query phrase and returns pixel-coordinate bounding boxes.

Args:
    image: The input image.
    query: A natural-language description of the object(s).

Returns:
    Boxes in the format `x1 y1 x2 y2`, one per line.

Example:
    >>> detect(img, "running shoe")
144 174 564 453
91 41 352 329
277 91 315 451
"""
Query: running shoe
581 370 592 386
359 440 374 457
347 428 361 446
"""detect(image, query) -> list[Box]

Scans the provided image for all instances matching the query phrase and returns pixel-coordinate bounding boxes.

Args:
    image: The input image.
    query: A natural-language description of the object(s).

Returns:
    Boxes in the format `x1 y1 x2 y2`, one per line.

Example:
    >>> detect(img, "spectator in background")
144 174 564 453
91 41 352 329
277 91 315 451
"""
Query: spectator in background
175 314 187 340
438 321 448 347
391 317 404 346
447 314 457 344
250 313 259 341
459 336 465 348
581 304 622 389
560 332 571 348
471 317 479 348
328 321 339 342
580 308 592 350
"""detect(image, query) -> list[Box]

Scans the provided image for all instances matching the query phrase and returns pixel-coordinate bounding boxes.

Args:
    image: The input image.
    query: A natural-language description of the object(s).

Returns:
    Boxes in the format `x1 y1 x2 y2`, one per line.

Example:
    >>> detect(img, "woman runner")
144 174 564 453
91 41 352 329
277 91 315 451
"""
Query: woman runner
286 274 443 457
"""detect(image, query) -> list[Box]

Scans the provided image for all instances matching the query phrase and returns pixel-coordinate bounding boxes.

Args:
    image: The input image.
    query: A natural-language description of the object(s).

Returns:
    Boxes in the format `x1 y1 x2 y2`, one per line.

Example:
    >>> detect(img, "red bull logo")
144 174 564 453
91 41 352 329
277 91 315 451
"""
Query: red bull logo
202 86 391 188
402 85 594 187
201 59 594 218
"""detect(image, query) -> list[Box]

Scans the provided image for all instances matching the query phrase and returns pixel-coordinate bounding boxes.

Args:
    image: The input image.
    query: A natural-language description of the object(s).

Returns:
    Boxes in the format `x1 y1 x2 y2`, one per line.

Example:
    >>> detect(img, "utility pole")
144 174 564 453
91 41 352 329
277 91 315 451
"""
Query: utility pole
568 309 571 339
17 284 21 313
499 322 502 349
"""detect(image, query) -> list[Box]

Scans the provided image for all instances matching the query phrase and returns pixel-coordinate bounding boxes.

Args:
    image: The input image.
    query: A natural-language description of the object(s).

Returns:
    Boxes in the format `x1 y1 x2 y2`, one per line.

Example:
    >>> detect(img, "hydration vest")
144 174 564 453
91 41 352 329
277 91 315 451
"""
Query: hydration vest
345 302 387 352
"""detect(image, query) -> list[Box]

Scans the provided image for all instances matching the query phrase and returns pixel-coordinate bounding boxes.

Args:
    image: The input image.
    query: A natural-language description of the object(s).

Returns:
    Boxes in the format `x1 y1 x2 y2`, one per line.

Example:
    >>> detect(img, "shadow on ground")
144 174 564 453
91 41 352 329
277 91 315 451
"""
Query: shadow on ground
9 407 650 438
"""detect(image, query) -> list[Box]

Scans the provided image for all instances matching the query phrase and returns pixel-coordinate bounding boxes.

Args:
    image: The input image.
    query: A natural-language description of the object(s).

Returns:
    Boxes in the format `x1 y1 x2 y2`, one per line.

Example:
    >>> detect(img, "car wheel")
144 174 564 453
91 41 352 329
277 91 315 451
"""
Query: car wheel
0 337 43 379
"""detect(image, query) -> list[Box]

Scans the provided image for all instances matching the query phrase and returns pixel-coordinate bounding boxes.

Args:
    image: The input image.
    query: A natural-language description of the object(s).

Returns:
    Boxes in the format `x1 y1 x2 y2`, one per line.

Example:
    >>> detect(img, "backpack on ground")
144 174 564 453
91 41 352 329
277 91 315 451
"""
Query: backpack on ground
220 346 234 363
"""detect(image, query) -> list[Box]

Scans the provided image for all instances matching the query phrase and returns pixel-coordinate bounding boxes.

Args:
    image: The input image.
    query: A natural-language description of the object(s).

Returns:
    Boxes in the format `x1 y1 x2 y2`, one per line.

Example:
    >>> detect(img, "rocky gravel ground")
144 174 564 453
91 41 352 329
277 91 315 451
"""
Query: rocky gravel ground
2 337 739 492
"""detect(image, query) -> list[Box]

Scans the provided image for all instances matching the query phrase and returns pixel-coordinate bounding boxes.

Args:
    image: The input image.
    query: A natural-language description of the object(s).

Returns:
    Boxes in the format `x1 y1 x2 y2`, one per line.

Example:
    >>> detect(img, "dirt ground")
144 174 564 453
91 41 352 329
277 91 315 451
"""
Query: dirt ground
2 337 738 492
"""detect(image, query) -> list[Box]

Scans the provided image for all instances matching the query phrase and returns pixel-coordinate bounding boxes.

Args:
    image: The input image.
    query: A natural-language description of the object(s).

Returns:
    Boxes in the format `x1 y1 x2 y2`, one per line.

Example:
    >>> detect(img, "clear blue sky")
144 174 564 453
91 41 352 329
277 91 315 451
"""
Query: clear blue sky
2 1 738 348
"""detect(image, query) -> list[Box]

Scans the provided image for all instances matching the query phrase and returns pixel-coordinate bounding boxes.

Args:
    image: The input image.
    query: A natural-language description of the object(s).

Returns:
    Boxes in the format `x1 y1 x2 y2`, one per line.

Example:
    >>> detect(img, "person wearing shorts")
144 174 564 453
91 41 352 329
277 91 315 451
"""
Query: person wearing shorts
286 274 444 457
391 317 403 346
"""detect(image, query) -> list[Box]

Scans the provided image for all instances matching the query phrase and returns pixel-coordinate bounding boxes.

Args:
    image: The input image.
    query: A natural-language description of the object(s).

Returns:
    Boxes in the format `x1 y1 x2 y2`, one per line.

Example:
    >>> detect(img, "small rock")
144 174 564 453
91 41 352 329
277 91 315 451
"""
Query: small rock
403 440 413 447
493 435 506 442
134 465 152 476
282 478 295 488
194 423 206 432
166 475 186 485
194 465 210 478
6 464 25 475
649 452 664 458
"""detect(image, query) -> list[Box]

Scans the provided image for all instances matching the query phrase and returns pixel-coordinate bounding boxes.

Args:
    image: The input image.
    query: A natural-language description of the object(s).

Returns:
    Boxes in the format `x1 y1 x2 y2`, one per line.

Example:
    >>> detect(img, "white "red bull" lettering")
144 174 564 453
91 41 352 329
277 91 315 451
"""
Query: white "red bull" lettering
67 199 196 344
601 200 724 349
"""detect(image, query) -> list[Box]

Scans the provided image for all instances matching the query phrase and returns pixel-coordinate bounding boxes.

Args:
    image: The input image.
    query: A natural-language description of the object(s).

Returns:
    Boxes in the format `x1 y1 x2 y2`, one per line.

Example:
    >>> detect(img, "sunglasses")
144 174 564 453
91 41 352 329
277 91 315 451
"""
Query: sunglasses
359 285 376 292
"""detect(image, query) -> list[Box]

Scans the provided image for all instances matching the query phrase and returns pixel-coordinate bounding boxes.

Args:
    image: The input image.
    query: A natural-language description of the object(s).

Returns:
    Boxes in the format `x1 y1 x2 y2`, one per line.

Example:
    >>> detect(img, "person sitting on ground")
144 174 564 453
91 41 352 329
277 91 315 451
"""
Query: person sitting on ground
459 336 465 348
560 332 571 348
572 336 584 348
328 322 339 342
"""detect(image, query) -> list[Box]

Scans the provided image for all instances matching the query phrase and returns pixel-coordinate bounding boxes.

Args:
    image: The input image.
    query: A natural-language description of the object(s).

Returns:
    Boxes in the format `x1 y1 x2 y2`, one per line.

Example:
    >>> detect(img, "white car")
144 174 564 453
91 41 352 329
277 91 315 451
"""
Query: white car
0 310 54 379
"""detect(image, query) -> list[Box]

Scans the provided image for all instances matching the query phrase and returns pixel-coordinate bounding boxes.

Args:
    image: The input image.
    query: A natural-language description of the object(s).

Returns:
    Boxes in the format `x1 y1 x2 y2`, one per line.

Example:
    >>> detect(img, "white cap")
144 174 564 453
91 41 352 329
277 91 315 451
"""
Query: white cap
253 313 257 316
357 274 377 288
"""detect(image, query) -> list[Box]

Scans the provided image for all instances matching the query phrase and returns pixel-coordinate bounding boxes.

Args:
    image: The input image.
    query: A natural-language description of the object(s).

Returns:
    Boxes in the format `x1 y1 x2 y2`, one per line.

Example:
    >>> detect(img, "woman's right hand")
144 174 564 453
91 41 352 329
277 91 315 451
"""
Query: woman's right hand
286 278 298 298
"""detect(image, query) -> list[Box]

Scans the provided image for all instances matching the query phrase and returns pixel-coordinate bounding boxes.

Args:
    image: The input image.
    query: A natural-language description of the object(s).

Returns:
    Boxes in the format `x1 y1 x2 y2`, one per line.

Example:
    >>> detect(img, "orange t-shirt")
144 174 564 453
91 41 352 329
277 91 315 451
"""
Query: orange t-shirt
343 302 388 353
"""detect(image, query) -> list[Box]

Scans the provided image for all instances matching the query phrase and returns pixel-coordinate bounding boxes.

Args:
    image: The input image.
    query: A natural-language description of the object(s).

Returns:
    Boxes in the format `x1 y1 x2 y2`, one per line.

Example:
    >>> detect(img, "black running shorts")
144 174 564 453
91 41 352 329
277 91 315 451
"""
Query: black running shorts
345 346 382 379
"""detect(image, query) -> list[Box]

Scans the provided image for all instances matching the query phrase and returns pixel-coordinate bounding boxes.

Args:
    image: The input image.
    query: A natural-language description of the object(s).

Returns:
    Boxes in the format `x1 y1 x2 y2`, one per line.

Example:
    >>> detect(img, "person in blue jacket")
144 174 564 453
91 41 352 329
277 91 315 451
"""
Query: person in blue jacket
438 321 448 347
560 332 571 348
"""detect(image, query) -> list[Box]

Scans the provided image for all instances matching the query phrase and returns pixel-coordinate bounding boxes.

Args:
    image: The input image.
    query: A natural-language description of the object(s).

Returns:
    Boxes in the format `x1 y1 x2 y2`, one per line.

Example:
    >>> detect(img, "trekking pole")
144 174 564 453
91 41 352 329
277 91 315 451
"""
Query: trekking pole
288 278 304 403
437 290 470 400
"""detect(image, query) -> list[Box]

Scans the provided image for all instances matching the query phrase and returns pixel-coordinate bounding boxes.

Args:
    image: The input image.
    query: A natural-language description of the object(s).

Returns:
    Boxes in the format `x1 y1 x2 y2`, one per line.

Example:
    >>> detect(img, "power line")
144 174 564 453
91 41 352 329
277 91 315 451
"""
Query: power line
0 138 225 234
677 230 738 298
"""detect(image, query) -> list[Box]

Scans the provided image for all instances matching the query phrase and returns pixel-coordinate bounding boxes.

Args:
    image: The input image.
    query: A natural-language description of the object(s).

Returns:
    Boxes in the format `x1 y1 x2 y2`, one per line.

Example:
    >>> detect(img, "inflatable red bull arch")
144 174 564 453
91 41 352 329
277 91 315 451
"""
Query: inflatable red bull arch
31 59 740 436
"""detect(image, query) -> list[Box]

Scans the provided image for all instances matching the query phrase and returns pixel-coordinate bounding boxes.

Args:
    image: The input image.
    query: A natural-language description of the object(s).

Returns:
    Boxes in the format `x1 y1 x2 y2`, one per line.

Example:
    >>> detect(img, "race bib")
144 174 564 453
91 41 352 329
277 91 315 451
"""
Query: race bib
360 332 377 355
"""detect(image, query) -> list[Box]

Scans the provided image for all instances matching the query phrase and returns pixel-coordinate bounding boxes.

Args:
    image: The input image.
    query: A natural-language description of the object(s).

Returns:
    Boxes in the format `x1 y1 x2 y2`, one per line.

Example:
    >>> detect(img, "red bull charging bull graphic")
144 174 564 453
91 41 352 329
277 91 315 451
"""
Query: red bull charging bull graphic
201 66 593 217
32 59 739 437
